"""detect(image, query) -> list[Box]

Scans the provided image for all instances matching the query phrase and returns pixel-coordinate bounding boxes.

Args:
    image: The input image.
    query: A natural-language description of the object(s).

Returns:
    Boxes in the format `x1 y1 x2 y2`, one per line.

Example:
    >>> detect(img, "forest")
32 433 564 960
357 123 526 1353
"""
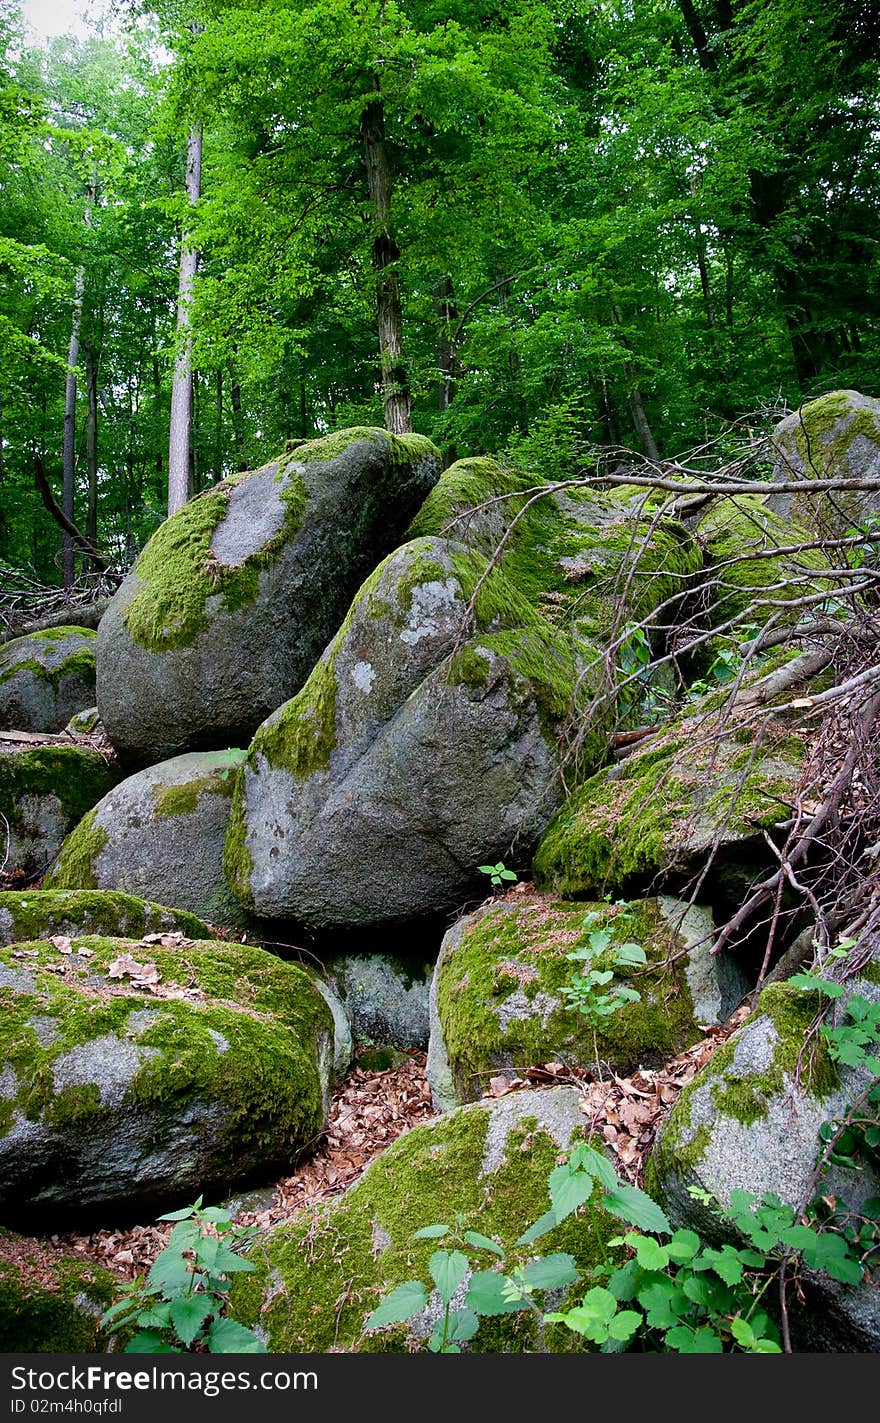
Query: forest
2 0 880 585
1 0 880 1368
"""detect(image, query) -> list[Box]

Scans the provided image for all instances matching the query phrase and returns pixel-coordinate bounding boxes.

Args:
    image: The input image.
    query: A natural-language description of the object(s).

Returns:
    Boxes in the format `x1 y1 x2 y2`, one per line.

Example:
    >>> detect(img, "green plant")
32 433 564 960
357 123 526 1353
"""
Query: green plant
478 861 518 891
361 1217 578 1352
99 1198 267 1353
560 907 646 1031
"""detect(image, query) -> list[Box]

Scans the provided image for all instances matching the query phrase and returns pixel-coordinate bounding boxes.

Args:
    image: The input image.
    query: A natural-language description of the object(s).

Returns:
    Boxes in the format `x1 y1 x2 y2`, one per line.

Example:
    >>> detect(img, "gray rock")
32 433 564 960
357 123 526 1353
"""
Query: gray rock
426 893 741 1111
227 537 599 928
322 952 435 1049
0 745 120 878
45 749 248 928
0 936 333 1220
652 975 880 1351
0 627 96 733
769 389 880 534
0 889 212 946
97 429 440 764
65 707 102 737
310 976 354 1080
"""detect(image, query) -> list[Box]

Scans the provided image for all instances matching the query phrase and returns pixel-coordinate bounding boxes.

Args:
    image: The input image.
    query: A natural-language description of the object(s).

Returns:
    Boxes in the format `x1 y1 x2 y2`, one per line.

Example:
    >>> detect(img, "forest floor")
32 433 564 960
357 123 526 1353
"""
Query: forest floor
0 1004 750 1299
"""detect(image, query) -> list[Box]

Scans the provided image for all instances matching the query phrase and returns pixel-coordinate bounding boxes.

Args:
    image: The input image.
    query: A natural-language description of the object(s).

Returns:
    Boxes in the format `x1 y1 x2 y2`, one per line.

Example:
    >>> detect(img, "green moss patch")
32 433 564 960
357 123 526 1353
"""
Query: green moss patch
0 889 211 946
436 896 701 1100
42 809 109 891
0 1240 118 1351
232 1096 619 1353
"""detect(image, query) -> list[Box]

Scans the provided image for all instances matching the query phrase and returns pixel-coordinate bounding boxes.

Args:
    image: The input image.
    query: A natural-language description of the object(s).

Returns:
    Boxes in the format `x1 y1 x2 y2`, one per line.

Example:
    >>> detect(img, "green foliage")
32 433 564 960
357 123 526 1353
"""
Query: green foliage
560 906 646 1031
99 1198 267 1354
478 862 518 891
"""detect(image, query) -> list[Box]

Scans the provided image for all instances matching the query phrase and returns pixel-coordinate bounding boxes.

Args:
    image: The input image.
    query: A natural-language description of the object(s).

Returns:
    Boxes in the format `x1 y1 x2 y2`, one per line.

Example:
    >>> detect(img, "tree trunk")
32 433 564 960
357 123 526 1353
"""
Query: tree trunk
214 369 223 483
361 89 411 435
84 343 99 560
677 0 717 71
230 375 245 470
61 263 85 589
433 275 458 412
611 305 660 461
168 124 203 515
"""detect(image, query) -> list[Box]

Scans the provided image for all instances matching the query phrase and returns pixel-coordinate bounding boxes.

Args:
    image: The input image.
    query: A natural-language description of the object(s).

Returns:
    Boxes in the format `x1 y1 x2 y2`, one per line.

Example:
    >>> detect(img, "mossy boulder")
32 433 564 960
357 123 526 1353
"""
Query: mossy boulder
769 389 880 534
322 952 435 1049
65 706 102 737
426 894 746 1111
408 456 702 643
0 1236 119 1351
0 889 212 947
0 935 333 1220
45 749 248 928
0 745 121 879
231 1087 619 1352
533 705 805 906
97 429 440 765
651 976 880 1351
226 536 603 927
0 627 97 733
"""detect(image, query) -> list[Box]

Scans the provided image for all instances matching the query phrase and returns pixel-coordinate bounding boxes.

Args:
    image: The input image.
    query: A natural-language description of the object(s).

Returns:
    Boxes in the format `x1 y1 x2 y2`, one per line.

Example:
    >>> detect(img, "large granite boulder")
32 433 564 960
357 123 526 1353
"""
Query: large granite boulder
0 935 333 1220
651 974 880 1351
533 701 805 909
231 1087 619 1352
44 750 247 928
97 428 441 765
0 628 96 733
426 894 747 1111
321 951 435 1049
769 390 880 535
225 536 602 928
0 746 120 879
0 889 212 946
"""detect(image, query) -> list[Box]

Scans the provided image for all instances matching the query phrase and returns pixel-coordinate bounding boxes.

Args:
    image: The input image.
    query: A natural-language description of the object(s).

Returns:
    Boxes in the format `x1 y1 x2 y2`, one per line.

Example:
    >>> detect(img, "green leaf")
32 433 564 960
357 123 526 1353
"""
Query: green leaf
158 1200 201 1222
146 1252 192 1294
547 1286 618 1342
206 1318 267 1353
463 1230 505 1257
518 1253 578 1291
364 1281 428 1331
667 1230 701 1262
198 1206 233 1225
608 1309 642 1341
412 1223 450 1240
516 1210 558 1246
602 1184 671 1234
627 1235 669 1271
429 1249 469 1305
466 1271 525 1316
445 1308 480 1342
123 1331 176 1354
549 1164 595 1220
569 1143 618 1190
169 1295 214 1347
615 942 647 965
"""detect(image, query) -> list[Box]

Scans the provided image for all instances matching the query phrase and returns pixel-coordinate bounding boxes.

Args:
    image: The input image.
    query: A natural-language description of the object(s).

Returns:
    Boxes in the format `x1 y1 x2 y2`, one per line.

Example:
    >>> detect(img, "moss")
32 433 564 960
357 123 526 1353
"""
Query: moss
0 889 211 945
0 645 96 693
293 426 437 469
222 793 254 909
42 809 109 891
0 747 118 827
122 462 308 654
533 709 804 900
436 897 700 1099
152 750 245 818
232 1100 618 1353
0 936 332 1153
0 1245 118 1351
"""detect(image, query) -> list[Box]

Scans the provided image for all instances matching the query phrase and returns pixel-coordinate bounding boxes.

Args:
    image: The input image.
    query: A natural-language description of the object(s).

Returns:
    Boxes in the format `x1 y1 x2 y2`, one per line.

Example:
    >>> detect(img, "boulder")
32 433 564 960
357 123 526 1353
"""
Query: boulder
44 750 248 928
0 935 333 1219
533 702 805 908
65 707 102 737
225 536 602 928
769 390 880 535
321 951 435 1049
97 429 440 764
651 974 880 1351
426 894 746 1111
231 1087 618 1352
0 746 121 879
0 627 96 733
0 1237 119 1351
0 889 212 947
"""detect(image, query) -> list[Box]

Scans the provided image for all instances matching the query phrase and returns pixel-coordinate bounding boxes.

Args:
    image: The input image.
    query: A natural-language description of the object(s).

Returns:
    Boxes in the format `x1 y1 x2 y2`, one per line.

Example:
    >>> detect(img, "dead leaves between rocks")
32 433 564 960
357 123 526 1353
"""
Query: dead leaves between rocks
481 1004 751 1185
11 931 208 1002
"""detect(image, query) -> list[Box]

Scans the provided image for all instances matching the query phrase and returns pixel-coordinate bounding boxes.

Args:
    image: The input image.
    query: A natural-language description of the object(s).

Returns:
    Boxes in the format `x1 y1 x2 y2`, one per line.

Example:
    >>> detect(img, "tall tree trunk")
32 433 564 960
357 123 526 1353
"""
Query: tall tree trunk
168 124 202 515
361 88 411 435
677 0 717 71
61 263 85 589
611 304 660 461
230 375 245 470
433 275 458 412
84 343 99 560
214 369 223 484
299 377 307 440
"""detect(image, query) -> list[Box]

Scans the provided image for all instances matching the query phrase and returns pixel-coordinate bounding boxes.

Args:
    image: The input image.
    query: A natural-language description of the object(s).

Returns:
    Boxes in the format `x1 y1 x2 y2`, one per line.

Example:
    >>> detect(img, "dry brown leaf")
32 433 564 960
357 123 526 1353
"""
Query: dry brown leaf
49 935 73 955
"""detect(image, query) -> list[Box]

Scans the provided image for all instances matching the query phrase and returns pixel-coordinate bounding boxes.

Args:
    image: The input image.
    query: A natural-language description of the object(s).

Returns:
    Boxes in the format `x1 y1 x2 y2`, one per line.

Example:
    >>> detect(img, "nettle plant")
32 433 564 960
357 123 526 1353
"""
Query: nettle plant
478 862 518 892
100 1198 267 1353
560 906 647 1032
363 946 880 1353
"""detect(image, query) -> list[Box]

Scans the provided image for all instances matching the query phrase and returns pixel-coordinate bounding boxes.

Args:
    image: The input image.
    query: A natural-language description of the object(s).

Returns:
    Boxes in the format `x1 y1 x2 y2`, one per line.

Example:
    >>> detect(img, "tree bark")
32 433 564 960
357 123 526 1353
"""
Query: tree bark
677 0 717 71
433 275 458 412
168 123 203 515
84 343 99 559
230 375 245 470
61 263 85 589
361 88 411 435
